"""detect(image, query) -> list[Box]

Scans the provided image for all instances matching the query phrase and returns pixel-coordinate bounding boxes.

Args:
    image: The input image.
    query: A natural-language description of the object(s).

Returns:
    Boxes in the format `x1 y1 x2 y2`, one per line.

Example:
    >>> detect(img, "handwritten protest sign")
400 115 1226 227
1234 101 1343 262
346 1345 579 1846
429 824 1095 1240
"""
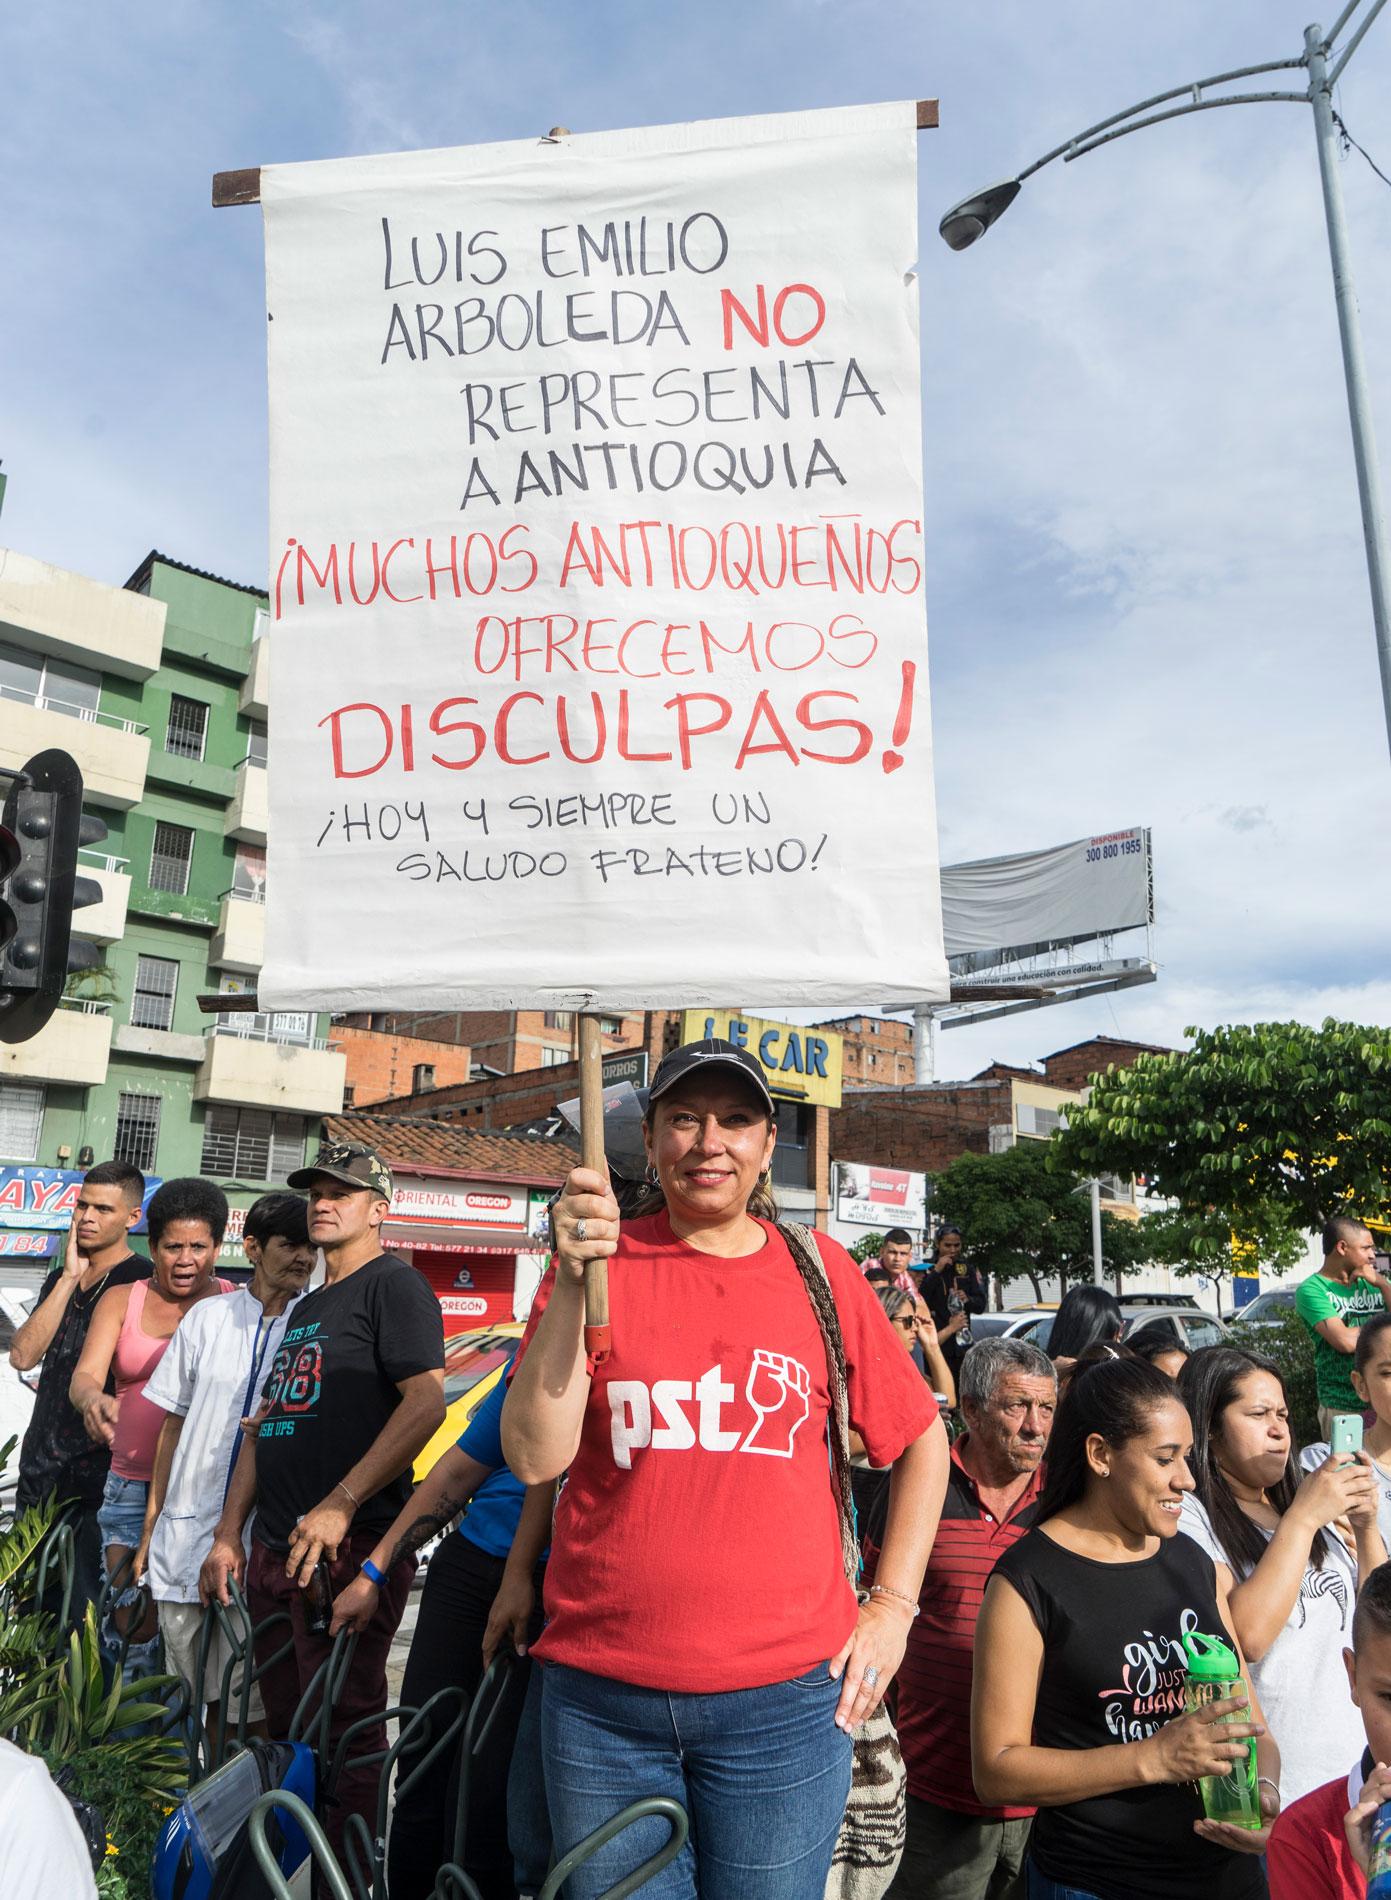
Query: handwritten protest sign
258 102 948 1012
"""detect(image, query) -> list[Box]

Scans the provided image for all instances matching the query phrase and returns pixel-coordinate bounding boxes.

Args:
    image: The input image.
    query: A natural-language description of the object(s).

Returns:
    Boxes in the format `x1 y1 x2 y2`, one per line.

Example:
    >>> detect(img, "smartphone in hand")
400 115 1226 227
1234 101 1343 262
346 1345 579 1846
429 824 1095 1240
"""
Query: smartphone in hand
1331 1413 1364 1463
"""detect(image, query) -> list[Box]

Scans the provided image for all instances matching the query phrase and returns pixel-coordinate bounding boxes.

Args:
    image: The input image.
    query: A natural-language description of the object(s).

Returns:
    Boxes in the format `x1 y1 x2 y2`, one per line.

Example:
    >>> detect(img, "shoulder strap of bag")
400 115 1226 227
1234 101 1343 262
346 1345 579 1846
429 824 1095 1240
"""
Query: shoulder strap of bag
778 1220 860 1586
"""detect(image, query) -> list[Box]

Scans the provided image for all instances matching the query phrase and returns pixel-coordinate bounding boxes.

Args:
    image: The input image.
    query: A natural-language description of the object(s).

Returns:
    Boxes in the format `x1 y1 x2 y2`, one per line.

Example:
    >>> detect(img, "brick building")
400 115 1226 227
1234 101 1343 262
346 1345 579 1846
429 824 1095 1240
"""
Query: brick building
828 1034 1173 1180
813 1014 916 1087
1036 1036 1170 1092
337 1007 646 1075
328 1024 475 1107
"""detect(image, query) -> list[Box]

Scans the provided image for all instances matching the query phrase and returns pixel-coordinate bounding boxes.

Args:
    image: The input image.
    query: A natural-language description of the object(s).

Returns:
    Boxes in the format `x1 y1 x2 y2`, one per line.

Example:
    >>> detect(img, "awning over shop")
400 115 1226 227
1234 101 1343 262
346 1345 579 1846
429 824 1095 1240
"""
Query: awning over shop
383 1222 549 1256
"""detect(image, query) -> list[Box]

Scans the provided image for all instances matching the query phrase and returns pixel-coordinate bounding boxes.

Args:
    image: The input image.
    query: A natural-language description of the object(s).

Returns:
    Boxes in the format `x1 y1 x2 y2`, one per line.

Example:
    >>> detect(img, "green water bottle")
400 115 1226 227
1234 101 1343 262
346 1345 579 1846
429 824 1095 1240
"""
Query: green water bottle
1181 1631 1261 1829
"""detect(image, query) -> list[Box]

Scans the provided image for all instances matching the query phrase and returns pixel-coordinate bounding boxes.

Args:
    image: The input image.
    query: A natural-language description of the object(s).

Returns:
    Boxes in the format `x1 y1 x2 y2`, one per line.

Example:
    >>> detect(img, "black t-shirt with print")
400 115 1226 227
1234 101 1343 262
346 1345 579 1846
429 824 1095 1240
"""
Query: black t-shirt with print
16 1254 149 1512
991 1527 1264 1900
252 1253 444 1551
921 1262 985 1375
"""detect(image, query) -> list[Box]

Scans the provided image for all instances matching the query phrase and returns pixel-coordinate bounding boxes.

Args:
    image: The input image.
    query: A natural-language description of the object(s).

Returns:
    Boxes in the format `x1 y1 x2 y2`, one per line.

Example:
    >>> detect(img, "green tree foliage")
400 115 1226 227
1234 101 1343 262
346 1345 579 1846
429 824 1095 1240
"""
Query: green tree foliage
1057 1019 1391 1273
930 1140 1155 1297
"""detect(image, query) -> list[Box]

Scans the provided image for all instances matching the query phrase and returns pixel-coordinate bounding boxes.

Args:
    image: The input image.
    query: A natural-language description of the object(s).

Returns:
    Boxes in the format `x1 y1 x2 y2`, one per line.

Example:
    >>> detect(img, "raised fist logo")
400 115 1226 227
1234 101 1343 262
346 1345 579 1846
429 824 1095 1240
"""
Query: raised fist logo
740 1350 812 1457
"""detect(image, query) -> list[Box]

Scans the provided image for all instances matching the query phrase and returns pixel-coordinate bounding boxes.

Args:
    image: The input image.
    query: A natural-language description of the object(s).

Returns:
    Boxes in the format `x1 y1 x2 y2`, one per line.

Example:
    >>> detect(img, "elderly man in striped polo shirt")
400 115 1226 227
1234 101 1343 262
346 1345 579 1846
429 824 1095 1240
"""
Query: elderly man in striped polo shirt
870 1337 1058 1900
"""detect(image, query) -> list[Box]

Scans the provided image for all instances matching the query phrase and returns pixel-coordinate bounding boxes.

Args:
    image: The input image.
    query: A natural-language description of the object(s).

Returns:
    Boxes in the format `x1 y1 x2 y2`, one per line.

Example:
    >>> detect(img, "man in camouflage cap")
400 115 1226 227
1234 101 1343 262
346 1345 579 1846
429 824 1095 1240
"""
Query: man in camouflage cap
201 1140 445 1862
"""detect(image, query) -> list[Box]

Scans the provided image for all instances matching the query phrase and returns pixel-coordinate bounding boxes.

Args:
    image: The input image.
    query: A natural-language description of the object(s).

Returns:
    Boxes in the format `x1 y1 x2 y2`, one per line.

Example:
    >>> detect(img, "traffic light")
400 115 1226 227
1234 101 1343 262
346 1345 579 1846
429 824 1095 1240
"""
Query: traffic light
0 749 106 1044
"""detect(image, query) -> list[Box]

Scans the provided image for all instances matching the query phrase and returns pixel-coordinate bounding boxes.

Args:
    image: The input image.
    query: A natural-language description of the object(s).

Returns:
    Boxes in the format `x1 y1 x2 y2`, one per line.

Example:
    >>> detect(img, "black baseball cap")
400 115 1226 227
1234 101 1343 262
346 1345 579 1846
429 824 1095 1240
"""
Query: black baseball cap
648 1038 777 1118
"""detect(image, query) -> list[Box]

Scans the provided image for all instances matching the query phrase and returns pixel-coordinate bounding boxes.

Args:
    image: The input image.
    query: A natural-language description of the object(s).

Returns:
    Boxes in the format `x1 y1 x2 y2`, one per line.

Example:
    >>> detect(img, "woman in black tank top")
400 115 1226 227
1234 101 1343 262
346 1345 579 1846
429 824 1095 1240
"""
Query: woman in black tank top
972 1357 1278 1900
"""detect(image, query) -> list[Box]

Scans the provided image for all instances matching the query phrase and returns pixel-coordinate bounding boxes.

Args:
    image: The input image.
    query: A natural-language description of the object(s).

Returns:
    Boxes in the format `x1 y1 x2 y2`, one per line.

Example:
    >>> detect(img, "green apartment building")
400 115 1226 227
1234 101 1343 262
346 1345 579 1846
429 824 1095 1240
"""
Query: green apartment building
0 547 346 1264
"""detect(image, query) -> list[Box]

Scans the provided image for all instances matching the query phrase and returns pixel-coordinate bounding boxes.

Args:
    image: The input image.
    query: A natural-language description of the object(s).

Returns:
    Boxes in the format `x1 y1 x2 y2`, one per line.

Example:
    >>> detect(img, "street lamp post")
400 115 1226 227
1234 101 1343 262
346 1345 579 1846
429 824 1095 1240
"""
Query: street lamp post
940 2 1391 761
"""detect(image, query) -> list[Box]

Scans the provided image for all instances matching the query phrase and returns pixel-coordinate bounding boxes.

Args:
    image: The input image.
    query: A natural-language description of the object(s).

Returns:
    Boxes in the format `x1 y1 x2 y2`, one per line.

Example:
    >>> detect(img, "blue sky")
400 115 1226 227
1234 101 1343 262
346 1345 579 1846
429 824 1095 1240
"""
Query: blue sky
4 1 1391 1076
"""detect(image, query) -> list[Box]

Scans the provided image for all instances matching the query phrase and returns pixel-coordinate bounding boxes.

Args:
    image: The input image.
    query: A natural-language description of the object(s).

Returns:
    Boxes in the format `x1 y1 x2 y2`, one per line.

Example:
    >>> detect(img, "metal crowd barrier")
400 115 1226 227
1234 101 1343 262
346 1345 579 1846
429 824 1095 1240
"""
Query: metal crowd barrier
337 1684 469 1900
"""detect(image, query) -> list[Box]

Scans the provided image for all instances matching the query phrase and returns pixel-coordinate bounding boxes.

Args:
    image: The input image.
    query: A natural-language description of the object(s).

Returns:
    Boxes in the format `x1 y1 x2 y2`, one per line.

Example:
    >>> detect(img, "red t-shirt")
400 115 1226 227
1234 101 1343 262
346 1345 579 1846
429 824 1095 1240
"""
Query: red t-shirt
1267 1773 1362 1900
516 1212 939 1692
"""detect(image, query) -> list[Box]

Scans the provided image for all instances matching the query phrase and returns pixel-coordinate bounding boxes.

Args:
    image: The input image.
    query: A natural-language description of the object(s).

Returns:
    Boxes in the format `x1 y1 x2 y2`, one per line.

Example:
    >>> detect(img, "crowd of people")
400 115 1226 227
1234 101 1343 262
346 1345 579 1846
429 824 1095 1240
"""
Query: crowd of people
7 1040 1391 1899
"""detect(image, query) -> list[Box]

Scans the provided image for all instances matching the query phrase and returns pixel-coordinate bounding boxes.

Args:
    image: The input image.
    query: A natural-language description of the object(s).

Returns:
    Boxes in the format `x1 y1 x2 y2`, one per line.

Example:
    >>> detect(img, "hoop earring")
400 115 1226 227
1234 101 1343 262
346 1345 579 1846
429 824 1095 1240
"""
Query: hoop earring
645 1164 661 1187
759 1169 772 1190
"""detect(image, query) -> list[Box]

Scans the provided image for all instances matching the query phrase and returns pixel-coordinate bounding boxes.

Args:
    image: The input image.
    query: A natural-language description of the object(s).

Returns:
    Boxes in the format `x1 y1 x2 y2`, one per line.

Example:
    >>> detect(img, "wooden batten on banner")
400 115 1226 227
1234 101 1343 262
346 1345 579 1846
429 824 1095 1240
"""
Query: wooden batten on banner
210 102 939 205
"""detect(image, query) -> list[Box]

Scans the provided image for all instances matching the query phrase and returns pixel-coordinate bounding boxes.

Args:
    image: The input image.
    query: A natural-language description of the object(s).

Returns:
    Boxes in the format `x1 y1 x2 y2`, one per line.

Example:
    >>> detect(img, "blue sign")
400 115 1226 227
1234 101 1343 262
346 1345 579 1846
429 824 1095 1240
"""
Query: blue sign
0 1231 60 1259
0 1166 161 1234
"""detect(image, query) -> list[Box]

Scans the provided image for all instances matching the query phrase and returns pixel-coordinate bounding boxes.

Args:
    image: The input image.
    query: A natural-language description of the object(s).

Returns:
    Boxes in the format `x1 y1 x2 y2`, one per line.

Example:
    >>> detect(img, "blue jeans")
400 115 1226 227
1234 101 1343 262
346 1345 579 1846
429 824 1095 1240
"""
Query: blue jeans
1026 1865 1100 1900
509 1665 553 1896
97 1473 160 1682
541 1661 853 1900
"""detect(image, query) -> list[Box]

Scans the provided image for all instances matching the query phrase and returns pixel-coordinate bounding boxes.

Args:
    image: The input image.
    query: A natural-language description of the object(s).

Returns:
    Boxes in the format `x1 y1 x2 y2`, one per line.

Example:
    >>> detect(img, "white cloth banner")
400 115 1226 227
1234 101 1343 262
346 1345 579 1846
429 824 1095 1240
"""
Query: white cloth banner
259 102 947 1011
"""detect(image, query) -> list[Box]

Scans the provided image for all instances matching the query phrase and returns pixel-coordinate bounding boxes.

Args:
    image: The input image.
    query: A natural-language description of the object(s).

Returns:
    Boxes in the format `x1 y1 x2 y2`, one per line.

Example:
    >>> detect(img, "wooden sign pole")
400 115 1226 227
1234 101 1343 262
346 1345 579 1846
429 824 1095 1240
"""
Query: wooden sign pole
577 1011 611 1362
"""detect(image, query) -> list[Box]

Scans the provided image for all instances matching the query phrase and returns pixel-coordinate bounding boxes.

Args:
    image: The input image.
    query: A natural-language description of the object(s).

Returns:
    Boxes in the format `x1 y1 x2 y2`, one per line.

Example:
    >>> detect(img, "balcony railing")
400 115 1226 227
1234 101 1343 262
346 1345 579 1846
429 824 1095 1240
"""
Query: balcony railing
208 1020 327 1052
0 681 147 735
79 850 131 873
218 885 267 904
58 998 113 1014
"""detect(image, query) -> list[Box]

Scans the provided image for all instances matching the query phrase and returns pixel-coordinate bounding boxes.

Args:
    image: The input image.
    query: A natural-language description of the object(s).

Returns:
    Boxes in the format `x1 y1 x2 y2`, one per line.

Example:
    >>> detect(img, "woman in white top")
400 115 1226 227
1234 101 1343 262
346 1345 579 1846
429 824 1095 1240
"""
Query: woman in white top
1177 1345 1385 1804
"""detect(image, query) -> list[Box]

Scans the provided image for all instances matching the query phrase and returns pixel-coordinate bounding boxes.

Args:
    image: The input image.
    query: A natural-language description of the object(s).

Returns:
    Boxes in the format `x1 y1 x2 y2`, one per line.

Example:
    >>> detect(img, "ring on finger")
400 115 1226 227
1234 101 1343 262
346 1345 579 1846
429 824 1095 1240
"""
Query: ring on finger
575 1217 588 1242
863 1664 880 1687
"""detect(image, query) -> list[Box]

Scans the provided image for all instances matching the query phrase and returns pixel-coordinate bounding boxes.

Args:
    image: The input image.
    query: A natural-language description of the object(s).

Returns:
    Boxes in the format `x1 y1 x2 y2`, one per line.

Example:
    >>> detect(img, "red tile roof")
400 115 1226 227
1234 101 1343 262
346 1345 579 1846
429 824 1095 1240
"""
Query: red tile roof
323 1114 577 1184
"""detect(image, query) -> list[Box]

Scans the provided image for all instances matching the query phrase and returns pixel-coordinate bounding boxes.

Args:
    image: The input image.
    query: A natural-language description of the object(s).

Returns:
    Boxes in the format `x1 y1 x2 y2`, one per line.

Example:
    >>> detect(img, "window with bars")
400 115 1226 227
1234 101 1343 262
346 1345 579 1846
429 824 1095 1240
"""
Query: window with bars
130 955 178 1031
149 822 194 895
245 722 268 767
199 1105 306 1181
113 1093 161 1172
165 695 208 762
0 1081 44 1161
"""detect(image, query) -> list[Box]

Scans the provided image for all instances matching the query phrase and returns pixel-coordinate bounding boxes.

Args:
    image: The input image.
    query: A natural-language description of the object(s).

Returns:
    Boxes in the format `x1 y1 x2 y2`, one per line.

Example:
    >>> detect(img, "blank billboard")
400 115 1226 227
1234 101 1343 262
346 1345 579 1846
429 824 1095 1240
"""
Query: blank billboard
942 828 1152 972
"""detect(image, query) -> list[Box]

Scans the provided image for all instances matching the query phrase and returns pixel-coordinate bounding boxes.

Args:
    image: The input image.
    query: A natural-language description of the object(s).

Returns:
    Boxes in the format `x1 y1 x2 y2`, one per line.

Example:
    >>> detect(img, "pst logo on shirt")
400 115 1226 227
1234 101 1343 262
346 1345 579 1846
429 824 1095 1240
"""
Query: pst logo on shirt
607 1351 812 1470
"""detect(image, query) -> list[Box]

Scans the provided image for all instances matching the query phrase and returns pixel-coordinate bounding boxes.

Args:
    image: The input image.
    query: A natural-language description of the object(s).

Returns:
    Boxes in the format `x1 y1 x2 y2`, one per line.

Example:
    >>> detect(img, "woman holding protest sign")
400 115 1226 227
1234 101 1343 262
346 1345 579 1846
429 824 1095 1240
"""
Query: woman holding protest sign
503 1036 948 1900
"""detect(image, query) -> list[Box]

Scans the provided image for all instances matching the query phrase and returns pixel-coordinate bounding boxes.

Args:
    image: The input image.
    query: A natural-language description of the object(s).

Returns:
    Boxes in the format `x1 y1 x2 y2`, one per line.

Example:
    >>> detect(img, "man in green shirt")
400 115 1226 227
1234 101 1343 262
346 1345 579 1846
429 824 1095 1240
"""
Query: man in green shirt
1295 1215 1391 1437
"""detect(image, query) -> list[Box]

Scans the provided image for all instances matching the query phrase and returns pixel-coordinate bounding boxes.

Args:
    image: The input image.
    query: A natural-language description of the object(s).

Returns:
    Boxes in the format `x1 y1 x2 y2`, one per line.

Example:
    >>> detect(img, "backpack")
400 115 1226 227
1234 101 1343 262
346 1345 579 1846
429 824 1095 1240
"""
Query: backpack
151 1738 316 1900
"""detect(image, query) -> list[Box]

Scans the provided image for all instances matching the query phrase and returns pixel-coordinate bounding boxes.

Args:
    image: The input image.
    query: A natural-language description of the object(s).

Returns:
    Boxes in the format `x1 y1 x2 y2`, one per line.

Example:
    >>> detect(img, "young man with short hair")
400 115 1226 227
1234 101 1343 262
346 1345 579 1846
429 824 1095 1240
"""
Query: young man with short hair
10 1159 148 1622
878 1227 916 1292
1296 1215 1391 1439
201 1143 444 1863
134 1192 315 1736
1268 1556 1391 1895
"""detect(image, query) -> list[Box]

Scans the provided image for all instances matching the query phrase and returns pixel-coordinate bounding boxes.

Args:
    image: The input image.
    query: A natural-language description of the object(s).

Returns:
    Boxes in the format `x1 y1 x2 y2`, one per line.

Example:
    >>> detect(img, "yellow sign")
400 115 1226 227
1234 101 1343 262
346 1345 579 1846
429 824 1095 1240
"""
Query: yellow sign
678 1010 843 1108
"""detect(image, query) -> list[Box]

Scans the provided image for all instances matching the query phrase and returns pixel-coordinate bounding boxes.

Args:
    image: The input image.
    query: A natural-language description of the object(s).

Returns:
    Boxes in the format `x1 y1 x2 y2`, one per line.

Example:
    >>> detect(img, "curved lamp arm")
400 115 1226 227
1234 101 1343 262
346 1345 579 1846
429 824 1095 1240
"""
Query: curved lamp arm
941 1 1386 249
1019 59 1307 183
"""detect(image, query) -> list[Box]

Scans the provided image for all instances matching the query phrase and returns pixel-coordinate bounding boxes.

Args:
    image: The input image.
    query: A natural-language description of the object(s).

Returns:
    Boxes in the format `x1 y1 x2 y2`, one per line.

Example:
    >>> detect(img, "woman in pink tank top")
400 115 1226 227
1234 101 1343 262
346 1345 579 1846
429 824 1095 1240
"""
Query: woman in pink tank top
70 1179 232 1668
